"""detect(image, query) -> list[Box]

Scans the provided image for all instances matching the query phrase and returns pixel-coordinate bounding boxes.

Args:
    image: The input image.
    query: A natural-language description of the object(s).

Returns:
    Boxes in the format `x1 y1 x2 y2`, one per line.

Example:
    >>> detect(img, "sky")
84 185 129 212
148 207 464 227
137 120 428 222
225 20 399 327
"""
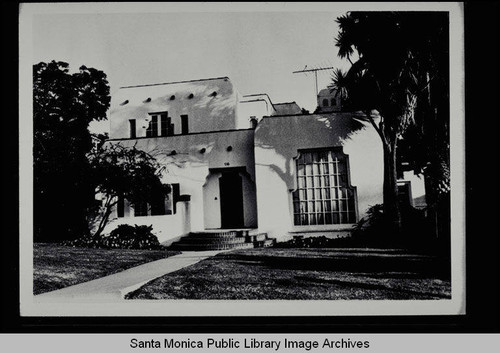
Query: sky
25 2 460 134
28 3 354 132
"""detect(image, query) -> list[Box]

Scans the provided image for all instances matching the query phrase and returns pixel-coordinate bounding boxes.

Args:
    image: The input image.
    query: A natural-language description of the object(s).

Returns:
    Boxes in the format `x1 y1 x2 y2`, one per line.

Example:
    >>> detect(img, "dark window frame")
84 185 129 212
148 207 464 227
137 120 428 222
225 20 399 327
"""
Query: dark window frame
181 114 189 135
292 147 358 226
129 119 136 138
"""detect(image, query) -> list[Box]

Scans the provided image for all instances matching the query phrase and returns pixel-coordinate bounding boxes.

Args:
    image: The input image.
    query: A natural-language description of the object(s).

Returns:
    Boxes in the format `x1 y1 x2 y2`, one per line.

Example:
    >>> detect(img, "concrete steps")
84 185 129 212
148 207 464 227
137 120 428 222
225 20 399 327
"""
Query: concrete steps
169 230 276 251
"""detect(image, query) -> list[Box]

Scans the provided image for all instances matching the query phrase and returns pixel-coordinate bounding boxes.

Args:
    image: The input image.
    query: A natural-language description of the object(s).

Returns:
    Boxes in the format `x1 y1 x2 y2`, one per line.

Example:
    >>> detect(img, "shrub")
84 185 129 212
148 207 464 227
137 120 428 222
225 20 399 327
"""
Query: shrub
352 203 434 250
274 204 433 250
274 235 355 249
63 224 163 250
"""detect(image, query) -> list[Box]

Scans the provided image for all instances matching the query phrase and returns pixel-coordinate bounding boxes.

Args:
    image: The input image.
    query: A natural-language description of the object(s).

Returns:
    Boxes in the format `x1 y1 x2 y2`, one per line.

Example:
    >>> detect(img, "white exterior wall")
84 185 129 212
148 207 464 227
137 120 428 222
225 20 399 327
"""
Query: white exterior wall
109 78 239 139
103 129 257 243
254 113 384 241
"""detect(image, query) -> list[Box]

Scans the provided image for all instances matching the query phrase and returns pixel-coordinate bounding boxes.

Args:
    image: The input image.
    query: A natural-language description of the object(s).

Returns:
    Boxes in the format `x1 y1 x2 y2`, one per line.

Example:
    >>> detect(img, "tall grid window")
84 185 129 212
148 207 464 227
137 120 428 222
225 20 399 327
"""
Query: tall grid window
292 149 357 226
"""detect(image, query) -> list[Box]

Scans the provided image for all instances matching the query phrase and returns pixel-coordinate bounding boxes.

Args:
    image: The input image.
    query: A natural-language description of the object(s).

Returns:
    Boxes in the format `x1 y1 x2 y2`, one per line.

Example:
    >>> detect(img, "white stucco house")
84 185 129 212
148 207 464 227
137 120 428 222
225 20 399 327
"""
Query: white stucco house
103 77 425 248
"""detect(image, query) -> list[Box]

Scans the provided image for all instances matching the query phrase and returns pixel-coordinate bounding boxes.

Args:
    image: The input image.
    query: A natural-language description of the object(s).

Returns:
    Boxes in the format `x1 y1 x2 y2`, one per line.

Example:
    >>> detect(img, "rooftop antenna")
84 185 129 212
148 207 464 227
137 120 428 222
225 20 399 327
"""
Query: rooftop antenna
293 65 335 96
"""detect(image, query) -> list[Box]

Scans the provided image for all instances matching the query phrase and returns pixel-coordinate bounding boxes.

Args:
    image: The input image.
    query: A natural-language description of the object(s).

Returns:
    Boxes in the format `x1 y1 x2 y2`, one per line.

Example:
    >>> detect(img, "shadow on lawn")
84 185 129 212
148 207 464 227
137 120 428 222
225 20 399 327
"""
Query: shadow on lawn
225 251 451 280
295 275 451 299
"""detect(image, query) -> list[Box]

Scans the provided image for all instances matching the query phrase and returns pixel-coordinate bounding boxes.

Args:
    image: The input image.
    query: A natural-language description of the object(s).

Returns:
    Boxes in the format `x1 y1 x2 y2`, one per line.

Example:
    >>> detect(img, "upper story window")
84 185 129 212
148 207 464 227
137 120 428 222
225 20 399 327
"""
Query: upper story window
146 115 158 137
129 119 136 138
126 183 179 218
160 113 174 136
181 115 189 135
292 148 357 226
322 98 329 107
331 98 337 106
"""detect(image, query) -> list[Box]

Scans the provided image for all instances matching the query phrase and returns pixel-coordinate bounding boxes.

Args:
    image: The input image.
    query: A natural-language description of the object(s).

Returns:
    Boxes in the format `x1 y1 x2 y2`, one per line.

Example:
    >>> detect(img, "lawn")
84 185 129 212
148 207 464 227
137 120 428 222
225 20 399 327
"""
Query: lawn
33 243 180 295
125 247 451 300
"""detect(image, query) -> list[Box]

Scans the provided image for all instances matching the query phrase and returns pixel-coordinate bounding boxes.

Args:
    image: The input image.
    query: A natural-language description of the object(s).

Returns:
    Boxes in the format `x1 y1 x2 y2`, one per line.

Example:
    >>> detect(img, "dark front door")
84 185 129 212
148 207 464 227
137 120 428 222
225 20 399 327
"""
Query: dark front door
219 171 244 228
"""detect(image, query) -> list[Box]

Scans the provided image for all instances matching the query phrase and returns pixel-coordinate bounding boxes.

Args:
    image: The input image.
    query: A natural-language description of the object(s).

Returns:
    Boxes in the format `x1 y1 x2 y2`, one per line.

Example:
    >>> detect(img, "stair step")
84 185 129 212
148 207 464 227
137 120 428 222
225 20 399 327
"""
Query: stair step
175 236 248 245
168 231 275 251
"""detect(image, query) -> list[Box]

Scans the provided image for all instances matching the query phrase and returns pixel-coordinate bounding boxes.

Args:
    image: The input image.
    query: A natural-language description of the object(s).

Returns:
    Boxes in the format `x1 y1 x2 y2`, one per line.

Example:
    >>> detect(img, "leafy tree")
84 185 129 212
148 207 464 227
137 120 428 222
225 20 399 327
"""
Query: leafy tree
33 61 110 242
87 143 168 238
330 12 449 235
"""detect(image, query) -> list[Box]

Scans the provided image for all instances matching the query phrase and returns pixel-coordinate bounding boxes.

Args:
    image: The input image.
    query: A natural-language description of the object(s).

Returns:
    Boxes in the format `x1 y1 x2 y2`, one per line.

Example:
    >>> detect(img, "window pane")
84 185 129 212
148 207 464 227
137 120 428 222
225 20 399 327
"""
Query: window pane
323 188 330 199
332 213 339 224
307 177 313 187
293 201 300 213
324 201 331 212
348 197 355 211
304 153 312 164
316 201 323 212
309 214 316 225
317 213 324 225
294 214 301 225
313 163 320 174
340 200 347 211
330 176 338 187
299 189 307 200
307 189 314 200
308 201 315 212
301 214 308 225
322 163 329 174
297 163 305 176
323 176 330 187
325 213 332 224
332 187 339 199
319 151 328 163
312 152 319 163
300 202 308 213
314 188 322 199
332 200 338 212
331 161 338 174
306 164 313 175
314 176 321 186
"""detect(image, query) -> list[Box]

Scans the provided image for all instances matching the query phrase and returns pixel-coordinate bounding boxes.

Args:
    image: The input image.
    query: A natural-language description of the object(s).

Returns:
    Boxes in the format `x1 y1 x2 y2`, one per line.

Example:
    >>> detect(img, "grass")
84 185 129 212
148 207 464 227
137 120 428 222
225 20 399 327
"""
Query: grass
125 247 451 300
33 243 180 295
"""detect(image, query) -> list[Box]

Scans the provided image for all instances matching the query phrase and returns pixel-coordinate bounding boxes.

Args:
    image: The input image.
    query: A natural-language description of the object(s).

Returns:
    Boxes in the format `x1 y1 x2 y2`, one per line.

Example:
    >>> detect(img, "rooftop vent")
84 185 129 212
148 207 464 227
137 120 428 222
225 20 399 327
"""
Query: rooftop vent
188 93 194 99
226 146 233 152
144 97 151 103
170 95 175 100
120 100 129 106
169 150 177 156
210 91 217 97
199 148 206 154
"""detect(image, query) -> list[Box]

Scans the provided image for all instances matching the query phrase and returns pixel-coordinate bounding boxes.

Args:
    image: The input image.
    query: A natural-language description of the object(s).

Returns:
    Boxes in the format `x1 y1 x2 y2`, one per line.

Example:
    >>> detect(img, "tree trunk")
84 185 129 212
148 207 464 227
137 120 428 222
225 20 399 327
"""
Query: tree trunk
92 196 116 238
382 141 402 236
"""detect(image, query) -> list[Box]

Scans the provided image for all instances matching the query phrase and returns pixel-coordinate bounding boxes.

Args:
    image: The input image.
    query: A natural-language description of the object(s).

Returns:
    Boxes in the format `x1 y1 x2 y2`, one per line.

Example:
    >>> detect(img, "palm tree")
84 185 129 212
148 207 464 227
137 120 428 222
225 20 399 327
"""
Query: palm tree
331 12 448 236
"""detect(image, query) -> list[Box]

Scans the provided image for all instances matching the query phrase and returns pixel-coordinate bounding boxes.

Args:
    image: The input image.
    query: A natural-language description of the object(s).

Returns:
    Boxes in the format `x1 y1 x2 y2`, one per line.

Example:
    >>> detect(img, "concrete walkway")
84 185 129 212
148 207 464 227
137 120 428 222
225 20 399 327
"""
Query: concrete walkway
34 250 223 303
